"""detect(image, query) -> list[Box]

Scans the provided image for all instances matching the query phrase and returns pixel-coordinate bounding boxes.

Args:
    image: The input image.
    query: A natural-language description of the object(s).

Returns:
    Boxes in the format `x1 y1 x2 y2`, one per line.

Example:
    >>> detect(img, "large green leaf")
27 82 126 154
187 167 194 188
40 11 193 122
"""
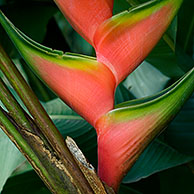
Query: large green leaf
165 92 194 155
123 139 194 183
146 38 184 78
0 129 25 192
123 61 170 98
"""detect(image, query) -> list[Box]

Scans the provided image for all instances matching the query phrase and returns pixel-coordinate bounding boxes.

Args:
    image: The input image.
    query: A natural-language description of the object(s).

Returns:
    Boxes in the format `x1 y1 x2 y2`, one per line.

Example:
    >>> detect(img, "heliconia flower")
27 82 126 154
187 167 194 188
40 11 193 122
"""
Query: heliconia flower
53 0 114 46
94 0 183 84
96 67 194 191
0 0 187 191
0 11 116 126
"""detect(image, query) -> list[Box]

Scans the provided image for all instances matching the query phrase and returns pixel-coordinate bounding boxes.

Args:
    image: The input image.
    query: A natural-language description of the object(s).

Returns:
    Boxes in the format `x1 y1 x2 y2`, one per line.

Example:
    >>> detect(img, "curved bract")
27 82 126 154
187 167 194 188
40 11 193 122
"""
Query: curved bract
54 0 114 46
0 11 116 126
94 0 183 84
96 67 194 190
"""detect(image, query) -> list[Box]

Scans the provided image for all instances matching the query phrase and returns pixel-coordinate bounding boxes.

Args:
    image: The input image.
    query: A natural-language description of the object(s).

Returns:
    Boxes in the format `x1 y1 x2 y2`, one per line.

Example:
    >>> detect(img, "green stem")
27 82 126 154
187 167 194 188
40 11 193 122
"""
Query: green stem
0 76 57 156
0 77 32 130
0 107 54 192
0 107 85 194
0 45 93 193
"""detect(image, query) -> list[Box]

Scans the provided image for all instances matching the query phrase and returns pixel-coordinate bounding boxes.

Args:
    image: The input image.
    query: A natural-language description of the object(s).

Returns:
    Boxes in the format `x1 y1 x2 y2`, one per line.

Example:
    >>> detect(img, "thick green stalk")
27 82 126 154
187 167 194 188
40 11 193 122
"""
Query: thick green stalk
0 77 32 130
0 107 57 193
0 76 57 159
0 45 93 193
0 107 90 194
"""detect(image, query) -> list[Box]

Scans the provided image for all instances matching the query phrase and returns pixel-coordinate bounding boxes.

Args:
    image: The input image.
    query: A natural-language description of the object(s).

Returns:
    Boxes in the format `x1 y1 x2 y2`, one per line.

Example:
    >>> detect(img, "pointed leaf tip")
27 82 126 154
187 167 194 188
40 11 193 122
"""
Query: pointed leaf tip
96 66 194 191
0 11 116 126
54 0 114 46
94 0 183 84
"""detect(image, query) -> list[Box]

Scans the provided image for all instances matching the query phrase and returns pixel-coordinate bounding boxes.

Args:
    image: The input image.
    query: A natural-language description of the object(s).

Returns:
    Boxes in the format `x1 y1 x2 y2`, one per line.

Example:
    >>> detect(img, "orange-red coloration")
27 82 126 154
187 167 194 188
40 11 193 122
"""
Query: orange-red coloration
54 0 114 46
32 55 116 126
94 5 173 84
96 113 158 190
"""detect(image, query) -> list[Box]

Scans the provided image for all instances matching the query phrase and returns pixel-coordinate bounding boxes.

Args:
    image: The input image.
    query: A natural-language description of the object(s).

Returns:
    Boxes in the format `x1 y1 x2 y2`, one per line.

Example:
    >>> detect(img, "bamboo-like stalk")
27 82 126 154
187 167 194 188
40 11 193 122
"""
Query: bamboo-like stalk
0 77 32 130
0 107 93 193
0 107 57 193
0 45 93 193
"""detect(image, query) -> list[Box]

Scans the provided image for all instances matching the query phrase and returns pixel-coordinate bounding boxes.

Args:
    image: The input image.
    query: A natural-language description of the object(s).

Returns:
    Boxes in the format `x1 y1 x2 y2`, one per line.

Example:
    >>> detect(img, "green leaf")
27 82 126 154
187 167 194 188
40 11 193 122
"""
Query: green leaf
0 129 25 192
123 61 170 98
176 45 194 73
165 16 178 47
165 92 194 155
11 160 33 177
146 38 184 78
115 83 135 105
123 139 194 183
43 98 93 139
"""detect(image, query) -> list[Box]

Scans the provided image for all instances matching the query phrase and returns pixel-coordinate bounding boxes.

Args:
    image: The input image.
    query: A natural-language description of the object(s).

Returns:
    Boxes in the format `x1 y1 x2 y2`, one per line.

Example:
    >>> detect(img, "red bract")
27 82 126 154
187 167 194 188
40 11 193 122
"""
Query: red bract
54 0 114 46
94 0 182 84
95 64 194 190
31 54 116 126
96 113 159 190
